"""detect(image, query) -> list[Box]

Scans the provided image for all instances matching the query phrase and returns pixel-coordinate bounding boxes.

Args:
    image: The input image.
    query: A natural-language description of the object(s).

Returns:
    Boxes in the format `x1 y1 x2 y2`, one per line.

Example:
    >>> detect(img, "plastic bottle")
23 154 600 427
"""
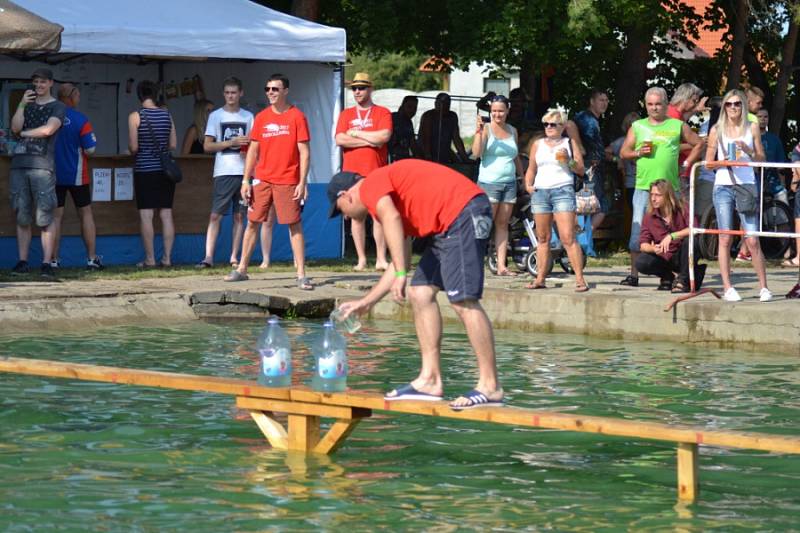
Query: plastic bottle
256 317 292 387
329 308 361 334
311 321 348 392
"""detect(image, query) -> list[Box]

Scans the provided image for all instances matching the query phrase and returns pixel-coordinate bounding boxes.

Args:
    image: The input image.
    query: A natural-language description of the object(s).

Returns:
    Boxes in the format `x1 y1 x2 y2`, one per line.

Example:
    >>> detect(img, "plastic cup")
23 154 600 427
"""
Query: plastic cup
641 140 653 155
555 150 569 164
329 309 361 334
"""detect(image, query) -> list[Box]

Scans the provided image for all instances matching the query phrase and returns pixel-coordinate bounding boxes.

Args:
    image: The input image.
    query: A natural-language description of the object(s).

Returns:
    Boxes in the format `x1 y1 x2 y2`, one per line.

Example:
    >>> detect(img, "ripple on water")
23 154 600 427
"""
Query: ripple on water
0 320 798 530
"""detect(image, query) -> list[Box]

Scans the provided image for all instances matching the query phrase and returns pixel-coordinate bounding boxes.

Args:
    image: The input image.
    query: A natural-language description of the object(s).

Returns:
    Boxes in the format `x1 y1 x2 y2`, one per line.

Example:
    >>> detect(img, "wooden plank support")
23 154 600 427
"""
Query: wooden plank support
236 396 371 454
677 442 699 502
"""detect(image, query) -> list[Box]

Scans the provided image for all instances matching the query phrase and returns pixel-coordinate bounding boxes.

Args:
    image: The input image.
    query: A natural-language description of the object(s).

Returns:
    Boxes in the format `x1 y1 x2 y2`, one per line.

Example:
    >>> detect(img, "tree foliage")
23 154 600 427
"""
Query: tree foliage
345 53 441 92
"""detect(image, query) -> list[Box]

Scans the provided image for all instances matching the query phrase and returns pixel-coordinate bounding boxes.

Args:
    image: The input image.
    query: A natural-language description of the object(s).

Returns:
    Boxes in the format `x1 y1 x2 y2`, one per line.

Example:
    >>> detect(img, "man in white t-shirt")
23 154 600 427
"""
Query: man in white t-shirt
196 77 254 268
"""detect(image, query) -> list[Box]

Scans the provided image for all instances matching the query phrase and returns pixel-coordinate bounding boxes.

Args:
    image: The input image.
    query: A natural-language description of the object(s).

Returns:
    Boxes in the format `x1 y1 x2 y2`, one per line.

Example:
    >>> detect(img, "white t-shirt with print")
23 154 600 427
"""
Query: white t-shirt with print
205 107 254 178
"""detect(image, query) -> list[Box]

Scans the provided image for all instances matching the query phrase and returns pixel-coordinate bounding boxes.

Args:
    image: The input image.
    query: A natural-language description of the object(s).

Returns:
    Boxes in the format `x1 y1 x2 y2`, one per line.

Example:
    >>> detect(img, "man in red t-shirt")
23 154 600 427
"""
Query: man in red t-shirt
327 159 504 410
335 72 392 272
225 73 312 289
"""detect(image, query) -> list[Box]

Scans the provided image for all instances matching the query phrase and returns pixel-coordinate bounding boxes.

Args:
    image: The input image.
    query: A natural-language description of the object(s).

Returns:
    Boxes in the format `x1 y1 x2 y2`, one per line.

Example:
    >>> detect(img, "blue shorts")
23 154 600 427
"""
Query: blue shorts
411 194 492 303
795 186 800 218
713 185 758 232
628 188 650 252
531 184 576 214
478 180 516 204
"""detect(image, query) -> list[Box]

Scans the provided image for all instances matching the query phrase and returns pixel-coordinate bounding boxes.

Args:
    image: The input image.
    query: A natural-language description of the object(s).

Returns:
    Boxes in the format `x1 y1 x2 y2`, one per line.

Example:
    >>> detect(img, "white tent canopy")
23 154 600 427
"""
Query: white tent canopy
17 0 345 62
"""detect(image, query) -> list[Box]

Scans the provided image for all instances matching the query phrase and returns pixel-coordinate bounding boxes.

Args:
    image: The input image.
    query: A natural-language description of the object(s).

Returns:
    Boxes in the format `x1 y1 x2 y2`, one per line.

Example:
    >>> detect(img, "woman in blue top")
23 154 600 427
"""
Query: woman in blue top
471 95 523 276
128 80 177 268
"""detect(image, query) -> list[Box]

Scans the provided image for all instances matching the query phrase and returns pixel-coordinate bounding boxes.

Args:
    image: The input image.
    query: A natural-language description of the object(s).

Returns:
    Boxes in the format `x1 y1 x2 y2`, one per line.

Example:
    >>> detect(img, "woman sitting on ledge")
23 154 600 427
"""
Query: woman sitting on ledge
635 179 706 293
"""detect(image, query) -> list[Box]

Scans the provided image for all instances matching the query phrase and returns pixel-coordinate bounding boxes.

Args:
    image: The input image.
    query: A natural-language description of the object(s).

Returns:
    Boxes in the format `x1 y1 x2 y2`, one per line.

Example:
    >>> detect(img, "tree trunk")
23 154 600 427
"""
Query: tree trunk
770 10 799 135
519 53 537 118
291 0 319 21
610 24 653 136
725 0 750 91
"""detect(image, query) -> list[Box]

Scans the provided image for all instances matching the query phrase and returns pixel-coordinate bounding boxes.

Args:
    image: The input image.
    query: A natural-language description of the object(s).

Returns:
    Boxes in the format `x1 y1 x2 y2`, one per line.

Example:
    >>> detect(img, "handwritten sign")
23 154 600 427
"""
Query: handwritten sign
114 167 134 201
92 168 112 202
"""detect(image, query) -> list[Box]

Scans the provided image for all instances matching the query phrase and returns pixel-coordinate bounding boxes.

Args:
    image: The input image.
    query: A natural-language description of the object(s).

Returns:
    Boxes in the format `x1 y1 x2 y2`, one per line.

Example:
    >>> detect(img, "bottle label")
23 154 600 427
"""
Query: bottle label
261 347 290 377
318 349 347 378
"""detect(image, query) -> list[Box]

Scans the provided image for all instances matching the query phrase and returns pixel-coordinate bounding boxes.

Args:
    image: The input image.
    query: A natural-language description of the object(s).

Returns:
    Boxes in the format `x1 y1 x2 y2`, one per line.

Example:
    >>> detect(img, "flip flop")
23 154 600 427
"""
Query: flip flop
526 281 547 289
574 283 589 293
195 261 212 269
449 389 505 410
224 270 249 282
496 270 518 277
384 383 443 401
136 261 156 269
781 258 800 268
297 277 313 290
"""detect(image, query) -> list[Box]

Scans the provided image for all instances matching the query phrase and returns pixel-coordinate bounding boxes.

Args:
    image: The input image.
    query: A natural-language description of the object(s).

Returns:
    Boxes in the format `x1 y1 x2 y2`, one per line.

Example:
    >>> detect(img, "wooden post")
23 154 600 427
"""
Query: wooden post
288 414 320 451
677 442 698 502
249 411 288 450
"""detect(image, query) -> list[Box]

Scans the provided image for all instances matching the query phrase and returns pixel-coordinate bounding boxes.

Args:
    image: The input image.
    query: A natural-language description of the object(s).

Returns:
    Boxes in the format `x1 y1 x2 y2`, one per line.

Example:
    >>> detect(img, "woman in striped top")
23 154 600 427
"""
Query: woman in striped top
128 80 178 268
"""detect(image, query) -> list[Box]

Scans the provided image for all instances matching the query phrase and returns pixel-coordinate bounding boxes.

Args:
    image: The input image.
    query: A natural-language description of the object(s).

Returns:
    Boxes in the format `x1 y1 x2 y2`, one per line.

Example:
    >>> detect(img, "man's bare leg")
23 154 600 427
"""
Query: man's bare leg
351 217 367 270
373 218 389 270
449 299 503 407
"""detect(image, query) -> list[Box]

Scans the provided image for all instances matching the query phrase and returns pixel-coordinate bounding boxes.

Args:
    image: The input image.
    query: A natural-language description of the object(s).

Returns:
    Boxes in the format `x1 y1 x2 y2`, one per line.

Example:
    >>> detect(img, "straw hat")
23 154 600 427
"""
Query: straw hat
349 72 373 88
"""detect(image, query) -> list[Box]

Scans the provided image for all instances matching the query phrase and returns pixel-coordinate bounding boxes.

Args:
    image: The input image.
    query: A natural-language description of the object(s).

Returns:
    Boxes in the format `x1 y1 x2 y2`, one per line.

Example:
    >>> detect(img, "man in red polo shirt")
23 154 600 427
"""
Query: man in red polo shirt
335 72 392 272
225 73 312 289
328 159 503 410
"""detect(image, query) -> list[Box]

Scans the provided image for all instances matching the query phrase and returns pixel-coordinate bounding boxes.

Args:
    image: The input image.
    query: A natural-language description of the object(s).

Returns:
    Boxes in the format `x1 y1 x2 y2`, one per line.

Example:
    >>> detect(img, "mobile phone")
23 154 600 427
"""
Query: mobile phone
481 116 490 123
28 83 36 92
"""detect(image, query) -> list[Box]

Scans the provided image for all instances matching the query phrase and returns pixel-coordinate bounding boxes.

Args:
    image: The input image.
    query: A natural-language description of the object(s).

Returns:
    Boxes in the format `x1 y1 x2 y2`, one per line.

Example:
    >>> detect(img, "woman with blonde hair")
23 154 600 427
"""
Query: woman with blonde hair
635 179 705 292
704 89 770 302
523 108 588 291
181 99 213 155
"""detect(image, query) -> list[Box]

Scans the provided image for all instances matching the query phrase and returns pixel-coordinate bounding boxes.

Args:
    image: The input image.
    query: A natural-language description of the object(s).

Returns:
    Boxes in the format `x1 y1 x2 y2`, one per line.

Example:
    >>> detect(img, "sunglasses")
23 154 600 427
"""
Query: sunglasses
264 86 283 93
725 101 743 108
542 122 562 128
351 86 369 92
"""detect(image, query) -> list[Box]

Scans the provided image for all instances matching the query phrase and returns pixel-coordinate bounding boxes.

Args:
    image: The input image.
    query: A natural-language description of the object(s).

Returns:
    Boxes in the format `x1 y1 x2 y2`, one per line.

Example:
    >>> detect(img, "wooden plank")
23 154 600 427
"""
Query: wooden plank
249 411 288 450
288 414 320 451
2 357 800 455
236 396 371 420
314 420 364 455
677 443 699 502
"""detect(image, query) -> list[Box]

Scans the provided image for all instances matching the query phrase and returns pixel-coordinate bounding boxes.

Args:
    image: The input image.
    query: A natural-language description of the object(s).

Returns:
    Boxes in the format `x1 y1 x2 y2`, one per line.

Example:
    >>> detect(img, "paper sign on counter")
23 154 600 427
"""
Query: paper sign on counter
114 168 134 201
92 168 112 202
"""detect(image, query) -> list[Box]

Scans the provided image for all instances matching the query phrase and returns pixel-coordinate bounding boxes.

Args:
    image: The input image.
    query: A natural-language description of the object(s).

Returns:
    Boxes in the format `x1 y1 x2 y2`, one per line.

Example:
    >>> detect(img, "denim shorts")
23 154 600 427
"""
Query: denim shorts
531 184 576 214
795 186 800 218
713 185 758 232
411 194 492 303
478 180 516 204
628 188 650 252
9 167 56 227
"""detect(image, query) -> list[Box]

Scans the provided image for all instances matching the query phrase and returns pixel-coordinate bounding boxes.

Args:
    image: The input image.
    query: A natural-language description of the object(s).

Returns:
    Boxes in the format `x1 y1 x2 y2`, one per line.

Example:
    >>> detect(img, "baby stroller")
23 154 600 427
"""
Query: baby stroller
487 184 586 276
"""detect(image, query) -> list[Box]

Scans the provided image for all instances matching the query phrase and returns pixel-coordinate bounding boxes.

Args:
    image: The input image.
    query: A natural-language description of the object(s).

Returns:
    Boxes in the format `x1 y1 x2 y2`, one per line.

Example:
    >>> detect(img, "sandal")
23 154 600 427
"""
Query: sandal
574 282 589 293
195 261 212 269
781 258 800 268
496 270 518 277
671 280 689 294
136 261 157 269
619 275 639 287
297 277 313 290
224 270 249 282
525 281 547 289
657 278 674 291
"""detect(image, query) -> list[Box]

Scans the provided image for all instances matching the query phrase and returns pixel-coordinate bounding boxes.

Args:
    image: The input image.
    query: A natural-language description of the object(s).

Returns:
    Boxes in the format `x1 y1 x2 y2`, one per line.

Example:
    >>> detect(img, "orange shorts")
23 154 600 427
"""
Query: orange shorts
249 181 301 225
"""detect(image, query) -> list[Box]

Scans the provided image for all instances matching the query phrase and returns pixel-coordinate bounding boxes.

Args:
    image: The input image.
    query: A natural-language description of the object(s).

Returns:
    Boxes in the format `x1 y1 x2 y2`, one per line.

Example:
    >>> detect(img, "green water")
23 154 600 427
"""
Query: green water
1 320 798 531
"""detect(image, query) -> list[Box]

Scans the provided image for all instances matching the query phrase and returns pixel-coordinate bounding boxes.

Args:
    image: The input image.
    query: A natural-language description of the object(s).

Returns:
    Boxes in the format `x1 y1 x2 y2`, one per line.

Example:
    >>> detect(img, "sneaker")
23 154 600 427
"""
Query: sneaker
40 262 55 278
759 288 773 303
50 259 61 269
620 275 639 287
722 287 742 302
735 252 752 262
11 260 30 275
86 256 104 270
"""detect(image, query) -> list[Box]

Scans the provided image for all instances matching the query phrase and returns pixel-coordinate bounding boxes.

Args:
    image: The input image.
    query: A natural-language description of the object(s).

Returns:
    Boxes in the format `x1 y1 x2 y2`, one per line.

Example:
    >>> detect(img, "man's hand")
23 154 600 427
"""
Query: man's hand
658 234 673 254
292 183 305 201
391 274 407 303
240 182 251 204
339 298 372 319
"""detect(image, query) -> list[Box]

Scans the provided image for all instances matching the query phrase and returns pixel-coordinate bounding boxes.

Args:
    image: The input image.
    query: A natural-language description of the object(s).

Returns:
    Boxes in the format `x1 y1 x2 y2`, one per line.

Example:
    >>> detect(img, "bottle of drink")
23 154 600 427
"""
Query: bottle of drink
311 321 348 392
256 317 292 387
329 308 361 335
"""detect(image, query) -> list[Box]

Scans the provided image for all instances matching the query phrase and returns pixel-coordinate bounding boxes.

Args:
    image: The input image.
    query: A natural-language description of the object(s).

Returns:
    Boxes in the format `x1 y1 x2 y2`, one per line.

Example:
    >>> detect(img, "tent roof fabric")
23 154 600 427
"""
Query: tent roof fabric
16 0 345 62
0 0 62 53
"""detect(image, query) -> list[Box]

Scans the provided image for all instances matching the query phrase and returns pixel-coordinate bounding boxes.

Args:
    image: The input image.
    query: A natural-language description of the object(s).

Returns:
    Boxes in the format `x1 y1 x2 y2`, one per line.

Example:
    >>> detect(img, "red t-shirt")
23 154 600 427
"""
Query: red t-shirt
250 105 309 185
667 104 689 175
358 159 483 237
336 105 392 176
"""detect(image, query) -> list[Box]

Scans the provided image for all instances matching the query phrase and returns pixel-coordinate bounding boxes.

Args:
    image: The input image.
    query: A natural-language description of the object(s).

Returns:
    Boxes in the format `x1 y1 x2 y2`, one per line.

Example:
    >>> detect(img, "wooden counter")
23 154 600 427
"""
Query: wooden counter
0 155 215 237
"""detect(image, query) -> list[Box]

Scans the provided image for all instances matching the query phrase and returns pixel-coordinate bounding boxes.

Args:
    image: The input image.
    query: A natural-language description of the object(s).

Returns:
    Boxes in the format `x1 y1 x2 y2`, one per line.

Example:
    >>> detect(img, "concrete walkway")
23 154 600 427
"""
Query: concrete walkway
0 265 797 352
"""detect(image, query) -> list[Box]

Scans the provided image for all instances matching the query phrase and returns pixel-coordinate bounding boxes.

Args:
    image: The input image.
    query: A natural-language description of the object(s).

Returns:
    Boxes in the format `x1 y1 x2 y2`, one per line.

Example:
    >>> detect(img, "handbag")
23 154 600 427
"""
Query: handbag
717 137 757 215
575 165 600 214
141 110 183 184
